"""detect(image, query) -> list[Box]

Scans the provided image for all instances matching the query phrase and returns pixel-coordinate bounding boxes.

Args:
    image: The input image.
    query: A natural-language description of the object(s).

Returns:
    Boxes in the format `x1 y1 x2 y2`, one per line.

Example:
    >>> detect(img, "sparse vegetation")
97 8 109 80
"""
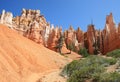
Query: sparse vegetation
67 42 76 54
68 64 105 82
61 55 117 82
106 49 120 58
78 47 89 57
98 72 120 82
56 33 64 54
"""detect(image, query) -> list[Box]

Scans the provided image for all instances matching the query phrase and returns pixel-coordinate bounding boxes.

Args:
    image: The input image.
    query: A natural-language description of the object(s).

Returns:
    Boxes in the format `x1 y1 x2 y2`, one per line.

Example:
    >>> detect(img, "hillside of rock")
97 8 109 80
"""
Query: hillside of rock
1 9 120 54
0 24 69 82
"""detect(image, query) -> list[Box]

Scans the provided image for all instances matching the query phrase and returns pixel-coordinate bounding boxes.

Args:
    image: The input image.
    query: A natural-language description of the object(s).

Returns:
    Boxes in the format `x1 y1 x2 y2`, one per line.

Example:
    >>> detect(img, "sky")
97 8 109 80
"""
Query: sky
0 0 120 31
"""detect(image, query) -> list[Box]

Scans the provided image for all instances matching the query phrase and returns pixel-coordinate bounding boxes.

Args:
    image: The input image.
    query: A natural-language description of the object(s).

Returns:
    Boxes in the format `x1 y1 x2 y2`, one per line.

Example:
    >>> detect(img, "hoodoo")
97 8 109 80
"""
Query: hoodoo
1 9 120 55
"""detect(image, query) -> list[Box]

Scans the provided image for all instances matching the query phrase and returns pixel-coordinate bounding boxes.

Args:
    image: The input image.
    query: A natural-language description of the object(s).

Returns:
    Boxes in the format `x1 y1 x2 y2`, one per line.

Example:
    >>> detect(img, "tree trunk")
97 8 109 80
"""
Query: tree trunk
70 50 71 54
59 48 61 54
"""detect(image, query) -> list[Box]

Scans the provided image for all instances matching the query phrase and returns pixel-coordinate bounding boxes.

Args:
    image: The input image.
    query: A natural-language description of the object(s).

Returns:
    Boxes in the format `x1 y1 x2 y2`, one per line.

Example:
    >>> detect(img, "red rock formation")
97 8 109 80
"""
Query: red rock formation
65 26 76 45
76 27 84 43
47 27 61 51
118 23 120 33
102 13 118 54
2 9 120 55
76 27 84 48
24 20 43 44
0 24 69 82
86 24 96 54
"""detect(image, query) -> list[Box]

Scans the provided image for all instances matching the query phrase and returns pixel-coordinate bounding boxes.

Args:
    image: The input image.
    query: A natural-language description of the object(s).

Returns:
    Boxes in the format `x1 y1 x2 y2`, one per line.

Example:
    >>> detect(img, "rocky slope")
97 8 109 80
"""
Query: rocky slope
0 24 70 82
1 9 120 54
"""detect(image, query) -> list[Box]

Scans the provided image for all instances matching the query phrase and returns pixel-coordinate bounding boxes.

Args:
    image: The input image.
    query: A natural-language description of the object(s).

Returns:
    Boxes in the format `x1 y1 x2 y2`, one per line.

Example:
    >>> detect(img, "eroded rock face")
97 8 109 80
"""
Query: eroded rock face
43 23 51 47
65 26 76 45
16 10 120 54
101 13 120 54
26 20 43 44
76 27 84 43
13 9 48 45
82 13 120 54
12 9 68 52
2 9 120 54
0 10 13 28
47 27 62 51
85 25 96 54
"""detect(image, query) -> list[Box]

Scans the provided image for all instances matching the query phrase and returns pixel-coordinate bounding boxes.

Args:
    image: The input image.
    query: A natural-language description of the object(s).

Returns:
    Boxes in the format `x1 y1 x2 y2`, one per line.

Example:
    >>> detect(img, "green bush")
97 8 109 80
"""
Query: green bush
67 43 76 53
84 55 117 66
106 49 120 58
68 64 105 82
60 60 80 77
78 48 89 57
98 72 120 82
106 58 117 65
61 55 117 82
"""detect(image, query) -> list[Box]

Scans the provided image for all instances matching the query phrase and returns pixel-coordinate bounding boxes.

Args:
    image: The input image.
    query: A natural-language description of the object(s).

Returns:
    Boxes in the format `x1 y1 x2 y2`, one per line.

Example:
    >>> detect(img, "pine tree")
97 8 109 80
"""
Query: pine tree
56 33 64 54
68 43 73 54
67 42 75 54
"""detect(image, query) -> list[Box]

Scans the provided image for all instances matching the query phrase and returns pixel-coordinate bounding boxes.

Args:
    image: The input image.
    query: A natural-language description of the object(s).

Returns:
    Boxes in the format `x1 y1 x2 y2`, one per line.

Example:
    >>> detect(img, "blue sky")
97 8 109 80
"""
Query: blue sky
0 0 120 31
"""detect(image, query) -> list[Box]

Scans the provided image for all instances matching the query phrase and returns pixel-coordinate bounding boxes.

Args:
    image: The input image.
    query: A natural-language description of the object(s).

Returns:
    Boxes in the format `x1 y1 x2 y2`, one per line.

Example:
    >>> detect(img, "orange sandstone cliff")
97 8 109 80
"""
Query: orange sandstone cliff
1 9 120 54
0 24 69 82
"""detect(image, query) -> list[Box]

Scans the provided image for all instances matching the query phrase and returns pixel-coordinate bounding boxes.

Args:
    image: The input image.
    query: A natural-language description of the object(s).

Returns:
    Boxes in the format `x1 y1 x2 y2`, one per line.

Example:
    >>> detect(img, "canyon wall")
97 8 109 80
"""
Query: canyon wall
0 9 120 54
